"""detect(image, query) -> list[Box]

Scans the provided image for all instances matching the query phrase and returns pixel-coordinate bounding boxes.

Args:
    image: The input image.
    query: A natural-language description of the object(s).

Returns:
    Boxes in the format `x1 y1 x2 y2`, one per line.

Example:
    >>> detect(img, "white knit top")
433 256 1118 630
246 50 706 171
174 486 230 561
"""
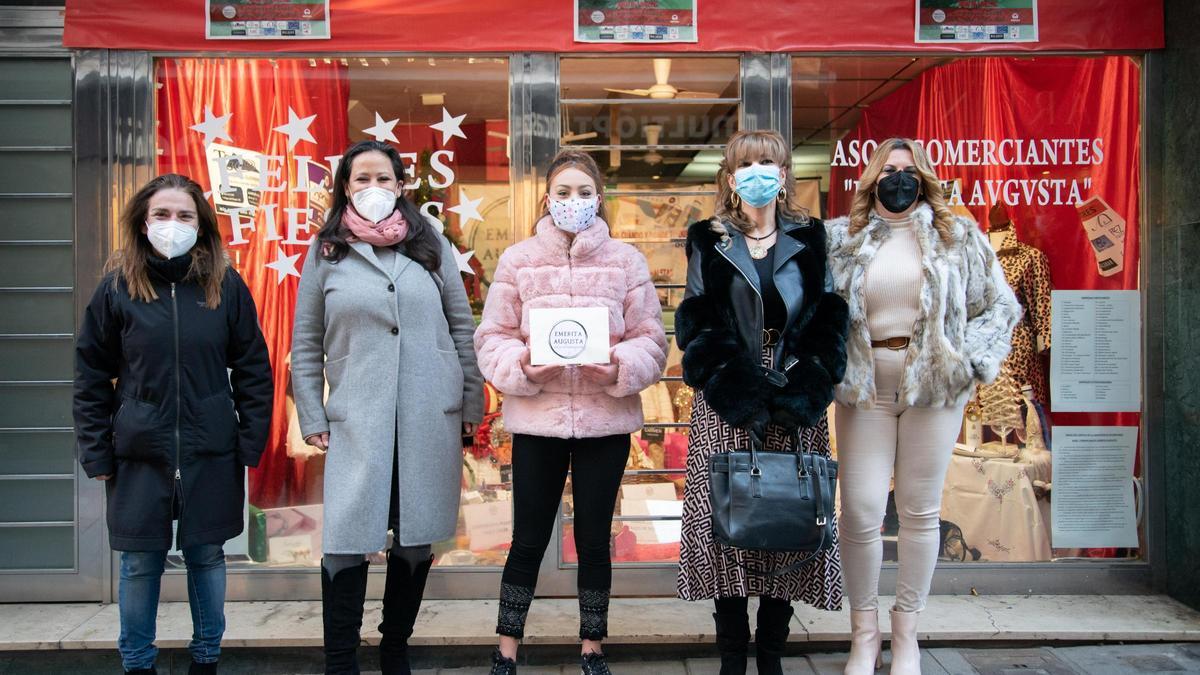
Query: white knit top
864 215 923 342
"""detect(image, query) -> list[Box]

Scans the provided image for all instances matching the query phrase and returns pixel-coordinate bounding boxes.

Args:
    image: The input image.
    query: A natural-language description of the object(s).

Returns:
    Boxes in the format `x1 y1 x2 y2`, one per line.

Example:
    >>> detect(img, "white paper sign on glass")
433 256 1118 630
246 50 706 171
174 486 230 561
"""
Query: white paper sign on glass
1050 290 1141 412
529 306 611 366
1051 426 1139 549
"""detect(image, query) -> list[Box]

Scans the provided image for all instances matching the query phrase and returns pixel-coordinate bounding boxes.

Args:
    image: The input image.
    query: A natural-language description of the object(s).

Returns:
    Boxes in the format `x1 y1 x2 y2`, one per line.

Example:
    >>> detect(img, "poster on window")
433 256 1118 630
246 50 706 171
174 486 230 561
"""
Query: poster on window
207 0 330 40
204 142 264 216
575 0 697 43
915 0 1038 44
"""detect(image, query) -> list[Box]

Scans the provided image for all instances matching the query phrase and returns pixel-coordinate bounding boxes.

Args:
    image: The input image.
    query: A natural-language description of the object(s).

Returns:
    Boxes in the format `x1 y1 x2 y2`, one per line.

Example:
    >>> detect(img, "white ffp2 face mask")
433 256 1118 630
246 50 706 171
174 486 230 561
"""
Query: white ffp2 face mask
351 186 398 223
547 195 599 234
146 220 198 259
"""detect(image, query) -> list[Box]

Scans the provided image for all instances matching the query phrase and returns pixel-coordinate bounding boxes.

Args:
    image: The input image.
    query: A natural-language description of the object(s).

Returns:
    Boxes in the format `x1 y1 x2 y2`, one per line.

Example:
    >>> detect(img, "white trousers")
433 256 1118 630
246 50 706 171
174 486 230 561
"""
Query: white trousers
835 348 966 612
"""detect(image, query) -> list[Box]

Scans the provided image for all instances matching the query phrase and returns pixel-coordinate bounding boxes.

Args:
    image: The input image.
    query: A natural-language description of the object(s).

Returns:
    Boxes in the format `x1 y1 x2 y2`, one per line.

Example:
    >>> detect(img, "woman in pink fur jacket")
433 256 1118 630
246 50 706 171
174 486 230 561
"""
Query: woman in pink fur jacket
475 149 668 675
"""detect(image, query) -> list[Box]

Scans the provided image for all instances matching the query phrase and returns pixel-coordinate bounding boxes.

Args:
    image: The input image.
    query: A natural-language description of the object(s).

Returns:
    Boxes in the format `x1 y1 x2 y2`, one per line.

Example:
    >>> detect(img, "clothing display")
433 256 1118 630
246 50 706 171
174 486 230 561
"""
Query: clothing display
940 454 1052 562
981 226 1054 408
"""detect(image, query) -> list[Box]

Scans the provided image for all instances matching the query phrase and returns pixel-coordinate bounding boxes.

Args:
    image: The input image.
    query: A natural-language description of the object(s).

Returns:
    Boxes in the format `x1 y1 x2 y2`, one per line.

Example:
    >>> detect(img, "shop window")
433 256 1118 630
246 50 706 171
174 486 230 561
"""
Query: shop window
155 56 512 568
794 55 1144 564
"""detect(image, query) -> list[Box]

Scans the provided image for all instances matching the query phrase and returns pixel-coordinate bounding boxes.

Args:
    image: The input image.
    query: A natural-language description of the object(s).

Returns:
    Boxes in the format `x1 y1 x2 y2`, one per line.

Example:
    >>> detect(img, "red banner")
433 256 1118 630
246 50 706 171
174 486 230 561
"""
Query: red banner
64 0 1163 53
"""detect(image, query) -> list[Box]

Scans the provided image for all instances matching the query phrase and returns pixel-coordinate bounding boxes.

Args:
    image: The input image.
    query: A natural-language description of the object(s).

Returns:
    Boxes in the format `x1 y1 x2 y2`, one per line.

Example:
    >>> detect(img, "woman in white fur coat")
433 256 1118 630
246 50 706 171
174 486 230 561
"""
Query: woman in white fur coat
825 138 1020 675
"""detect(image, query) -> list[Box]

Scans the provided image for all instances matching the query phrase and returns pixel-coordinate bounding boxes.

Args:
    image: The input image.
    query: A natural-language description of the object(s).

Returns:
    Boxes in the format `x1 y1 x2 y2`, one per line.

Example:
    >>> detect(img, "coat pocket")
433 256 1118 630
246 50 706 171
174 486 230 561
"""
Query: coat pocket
195 391 238 456
112 398 170 464
324 354 351 422
437 348 465 414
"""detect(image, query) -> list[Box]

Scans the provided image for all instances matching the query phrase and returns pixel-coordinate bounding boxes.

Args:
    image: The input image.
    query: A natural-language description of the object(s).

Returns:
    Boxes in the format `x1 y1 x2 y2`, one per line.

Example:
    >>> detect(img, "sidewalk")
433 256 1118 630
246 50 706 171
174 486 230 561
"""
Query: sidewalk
2 595 1199 673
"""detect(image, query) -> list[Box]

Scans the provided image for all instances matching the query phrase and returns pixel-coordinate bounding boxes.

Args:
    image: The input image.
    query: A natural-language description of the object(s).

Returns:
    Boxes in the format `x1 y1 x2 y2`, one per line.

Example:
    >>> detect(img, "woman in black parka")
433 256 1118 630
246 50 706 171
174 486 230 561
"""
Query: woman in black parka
73 173 273 675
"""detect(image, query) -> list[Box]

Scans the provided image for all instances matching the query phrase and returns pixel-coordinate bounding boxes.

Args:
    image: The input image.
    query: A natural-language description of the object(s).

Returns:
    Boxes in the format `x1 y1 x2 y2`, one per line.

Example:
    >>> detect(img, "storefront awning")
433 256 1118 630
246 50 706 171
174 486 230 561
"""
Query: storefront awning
63 0 1163 53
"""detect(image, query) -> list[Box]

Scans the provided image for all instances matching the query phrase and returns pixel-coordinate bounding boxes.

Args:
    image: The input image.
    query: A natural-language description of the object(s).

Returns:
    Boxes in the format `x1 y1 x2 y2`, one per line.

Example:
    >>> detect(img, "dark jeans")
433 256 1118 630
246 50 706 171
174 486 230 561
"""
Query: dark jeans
118 544 226 671
497 432 628 639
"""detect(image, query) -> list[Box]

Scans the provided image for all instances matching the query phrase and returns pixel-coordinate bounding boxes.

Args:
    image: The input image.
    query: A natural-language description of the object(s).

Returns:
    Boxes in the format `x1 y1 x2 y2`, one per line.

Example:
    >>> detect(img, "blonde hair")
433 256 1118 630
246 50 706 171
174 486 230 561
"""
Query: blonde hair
714 129 808 233
849 138 955 244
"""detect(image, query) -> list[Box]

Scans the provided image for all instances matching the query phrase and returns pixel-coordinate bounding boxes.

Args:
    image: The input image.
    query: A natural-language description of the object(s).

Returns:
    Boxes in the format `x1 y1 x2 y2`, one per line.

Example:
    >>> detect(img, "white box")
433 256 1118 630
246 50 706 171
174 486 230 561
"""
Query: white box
529 306 610 365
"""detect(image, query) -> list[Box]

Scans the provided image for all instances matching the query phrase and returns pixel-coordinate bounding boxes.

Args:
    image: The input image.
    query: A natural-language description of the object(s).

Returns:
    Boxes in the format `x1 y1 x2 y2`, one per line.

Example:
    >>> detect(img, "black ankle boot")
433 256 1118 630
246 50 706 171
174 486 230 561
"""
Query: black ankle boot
378 553 433 675
712 609 750 675
187 660 218 674
754 599 794 675
489 648 518 675
321 560 370 675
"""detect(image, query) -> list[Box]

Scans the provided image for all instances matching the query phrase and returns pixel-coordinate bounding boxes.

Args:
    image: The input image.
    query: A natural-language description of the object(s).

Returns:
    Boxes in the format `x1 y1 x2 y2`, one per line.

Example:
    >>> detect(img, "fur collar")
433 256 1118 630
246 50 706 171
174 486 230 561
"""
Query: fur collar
829 202 968 255
534 214 612 259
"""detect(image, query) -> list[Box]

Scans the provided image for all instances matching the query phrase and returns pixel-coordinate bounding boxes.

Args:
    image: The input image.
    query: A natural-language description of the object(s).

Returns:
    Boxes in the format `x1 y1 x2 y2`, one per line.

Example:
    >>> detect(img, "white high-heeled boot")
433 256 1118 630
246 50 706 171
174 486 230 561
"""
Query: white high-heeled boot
844 609 883 674
888 608 922 674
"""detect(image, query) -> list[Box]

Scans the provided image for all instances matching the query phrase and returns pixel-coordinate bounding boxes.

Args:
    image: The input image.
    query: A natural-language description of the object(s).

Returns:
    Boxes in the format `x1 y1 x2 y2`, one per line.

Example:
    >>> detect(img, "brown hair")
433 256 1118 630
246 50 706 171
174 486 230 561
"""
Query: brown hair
849 138 956 244
714 129 809 233
106 173 227 309
541 149 608 222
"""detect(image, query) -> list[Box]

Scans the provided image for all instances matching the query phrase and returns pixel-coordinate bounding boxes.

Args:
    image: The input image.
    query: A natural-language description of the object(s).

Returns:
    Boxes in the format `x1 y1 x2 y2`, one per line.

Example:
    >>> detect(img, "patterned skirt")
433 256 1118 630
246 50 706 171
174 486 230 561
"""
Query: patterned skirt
675 349 844 610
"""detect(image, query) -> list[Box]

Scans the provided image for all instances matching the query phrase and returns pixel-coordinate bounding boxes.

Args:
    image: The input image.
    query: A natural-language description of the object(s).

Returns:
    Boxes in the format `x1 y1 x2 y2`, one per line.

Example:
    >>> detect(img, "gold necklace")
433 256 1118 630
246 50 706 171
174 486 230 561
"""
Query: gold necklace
746 228 777 260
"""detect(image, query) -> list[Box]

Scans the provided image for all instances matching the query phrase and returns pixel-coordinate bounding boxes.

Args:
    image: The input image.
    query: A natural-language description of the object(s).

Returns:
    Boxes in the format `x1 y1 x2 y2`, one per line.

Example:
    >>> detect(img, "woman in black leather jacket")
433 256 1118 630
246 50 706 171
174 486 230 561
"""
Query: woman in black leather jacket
674 130 849 675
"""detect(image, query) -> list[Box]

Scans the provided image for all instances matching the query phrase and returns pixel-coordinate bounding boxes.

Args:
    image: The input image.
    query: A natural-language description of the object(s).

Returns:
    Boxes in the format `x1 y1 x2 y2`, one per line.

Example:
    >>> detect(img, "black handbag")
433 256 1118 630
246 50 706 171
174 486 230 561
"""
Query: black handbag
708 437 838 574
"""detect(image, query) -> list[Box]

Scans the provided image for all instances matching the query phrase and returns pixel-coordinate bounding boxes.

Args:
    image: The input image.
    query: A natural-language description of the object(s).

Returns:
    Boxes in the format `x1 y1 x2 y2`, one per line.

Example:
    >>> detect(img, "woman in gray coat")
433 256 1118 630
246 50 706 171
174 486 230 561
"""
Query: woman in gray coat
291 140 484 675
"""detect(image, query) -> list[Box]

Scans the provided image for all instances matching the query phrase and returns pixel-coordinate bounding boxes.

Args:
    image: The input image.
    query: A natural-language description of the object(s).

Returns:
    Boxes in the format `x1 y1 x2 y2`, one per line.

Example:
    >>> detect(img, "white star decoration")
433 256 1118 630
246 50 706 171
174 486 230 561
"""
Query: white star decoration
273 107 317 151
453 247 476 275
264 246 302 283
190 107 232 147
429 107 467 145
362 112 399 143
447 188 485 225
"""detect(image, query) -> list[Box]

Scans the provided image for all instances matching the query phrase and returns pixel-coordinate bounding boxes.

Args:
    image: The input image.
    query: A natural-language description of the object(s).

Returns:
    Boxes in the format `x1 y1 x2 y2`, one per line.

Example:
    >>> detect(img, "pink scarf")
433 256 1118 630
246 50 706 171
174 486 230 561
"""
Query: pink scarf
342 205 408 247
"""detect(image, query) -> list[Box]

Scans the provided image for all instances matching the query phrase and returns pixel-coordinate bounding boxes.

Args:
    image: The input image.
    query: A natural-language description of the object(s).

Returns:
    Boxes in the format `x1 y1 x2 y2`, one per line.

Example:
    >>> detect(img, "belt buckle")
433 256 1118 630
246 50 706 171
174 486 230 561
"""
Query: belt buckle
762 328 780 347
887 337 908 351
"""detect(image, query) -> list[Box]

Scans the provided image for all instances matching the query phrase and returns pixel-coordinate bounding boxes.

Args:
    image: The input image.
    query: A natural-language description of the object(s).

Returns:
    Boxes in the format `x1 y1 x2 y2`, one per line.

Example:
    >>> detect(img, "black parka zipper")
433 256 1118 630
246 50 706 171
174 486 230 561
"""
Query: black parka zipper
170 283 183 519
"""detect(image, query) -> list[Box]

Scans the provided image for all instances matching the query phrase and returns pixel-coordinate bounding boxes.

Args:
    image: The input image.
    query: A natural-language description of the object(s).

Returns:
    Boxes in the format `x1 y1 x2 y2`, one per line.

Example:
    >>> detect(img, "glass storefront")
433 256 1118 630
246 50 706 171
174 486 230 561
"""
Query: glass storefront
0 42 1149 601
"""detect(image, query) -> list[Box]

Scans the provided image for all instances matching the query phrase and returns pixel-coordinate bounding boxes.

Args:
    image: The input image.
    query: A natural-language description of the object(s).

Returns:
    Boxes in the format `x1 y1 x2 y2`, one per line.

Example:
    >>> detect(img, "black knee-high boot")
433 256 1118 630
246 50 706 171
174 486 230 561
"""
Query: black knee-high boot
713 599 750 675
322 560 370 675
754 598 794 675
378 552 433 675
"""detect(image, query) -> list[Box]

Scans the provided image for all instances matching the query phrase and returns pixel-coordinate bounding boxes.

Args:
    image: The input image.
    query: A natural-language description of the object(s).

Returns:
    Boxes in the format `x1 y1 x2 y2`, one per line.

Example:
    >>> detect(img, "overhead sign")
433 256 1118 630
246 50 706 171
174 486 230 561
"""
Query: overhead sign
207 0 330 40
575 0 698 43
916 0 1038 43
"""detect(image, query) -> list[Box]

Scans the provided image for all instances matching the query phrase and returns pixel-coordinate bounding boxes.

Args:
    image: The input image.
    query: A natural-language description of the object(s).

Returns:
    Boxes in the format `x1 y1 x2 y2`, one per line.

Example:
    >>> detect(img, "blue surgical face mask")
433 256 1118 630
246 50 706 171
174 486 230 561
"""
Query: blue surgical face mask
733 163 783 208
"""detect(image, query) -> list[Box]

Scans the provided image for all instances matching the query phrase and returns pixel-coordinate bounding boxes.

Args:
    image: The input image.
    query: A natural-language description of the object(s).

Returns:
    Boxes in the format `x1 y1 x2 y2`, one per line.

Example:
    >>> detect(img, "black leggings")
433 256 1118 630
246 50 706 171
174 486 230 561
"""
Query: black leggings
496 432 629 640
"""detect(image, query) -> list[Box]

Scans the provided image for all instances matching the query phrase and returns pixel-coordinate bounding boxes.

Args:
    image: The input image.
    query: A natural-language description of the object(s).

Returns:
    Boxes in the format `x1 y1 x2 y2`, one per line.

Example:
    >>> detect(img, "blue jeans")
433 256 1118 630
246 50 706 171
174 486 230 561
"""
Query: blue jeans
118 544 226 670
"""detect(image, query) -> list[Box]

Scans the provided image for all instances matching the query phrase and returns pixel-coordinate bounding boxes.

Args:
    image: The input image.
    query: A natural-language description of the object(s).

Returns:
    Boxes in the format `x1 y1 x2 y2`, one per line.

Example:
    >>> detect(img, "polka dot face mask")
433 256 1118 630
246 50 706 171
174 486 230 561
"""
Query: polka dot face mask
547 195 599 234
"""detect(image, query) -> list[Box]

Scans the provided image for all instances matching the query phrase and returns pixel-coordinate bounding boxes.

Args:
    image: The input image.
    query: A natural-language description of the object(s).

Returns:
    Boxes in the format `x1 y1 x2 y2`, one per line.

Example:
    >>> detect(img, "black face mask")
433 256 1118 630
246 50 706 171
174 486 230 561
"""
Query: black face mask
876 171 921 214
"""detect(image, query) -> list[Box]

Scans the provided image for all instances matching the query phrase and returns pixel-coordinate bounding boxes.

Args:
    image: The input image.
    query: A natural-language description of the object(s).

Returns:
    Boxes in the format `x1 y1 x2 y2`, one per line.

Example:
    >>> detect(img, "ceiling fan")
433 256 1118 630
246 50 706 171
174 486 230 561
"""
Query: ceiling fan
605 58 722 100
625 125 691 166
